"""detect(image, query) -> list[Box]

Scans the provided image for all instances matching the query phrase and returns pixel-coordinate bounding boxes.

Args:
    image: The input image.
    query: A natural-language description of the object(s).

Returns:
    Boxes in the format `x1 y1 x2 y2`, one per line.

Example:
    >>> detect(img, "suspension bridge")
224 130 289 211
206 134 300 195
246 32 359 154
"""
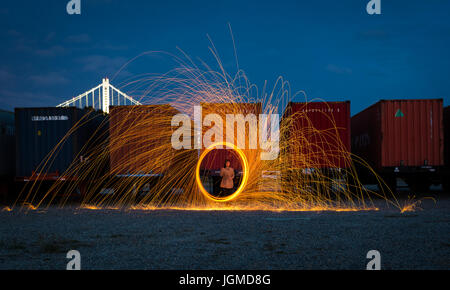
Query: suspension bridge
56 78 142 113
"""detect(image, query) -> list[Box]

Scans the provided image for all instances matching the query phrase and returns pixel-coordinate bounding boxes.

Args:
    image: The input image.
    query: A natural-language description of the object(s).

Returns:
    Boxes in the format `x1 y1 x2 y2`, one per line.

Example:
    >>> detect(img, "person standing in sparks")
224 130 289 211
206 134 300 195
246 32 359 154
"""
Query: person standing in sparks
219 159 235 196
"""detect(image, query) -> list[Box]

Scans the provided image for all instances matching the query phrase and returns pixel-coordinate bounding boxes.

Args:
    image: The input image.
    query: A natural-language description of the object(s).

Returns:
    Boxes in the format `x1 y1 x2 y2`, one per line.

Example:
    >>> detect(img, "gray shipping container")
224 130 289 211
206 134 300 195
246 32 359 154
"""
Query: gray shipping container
0 109 15 179
15 107 106 179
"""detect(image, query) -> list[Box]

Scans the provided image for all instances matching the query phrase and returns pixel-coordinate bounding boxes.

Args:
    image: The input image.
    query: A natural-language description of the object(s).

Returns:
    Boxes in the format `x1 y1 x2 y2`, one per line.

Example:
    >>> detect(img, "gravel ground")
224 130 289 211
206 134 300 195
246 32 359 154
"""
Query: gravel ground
0 197 449 270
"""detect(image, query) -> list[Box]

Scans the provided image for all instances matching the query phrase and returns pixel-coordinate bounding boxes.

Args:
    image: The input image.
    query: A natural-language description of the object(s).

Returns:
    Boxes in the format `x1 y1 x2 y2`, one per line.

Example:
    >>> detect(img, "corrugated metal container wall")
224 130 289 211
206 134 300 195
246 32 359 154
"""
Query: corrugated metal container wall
444 106 450 167
109 105 180 175
283 101 351 169
15 107 105 178
351 103 382 169
0 110 15 178
352 99 443 169
200 103 262 172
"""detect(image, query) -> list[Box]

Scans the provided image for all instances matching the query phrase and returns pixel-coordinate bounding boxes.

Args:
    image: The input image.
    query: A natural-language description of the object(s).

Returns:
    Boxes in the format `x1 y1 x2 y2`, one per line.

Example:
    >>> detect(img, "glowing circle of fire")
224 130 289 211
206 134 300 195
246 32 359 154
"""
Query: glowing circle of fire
195 142 249 202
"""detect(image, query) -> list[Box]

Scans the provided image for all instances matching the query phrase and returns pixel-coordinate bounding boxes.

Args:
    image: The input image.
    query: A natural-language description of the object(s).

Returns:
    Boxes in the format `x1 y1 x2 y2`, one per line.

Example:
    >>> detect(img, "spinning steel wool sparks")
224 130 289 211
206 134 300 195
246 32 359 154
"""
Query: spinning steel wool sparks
11 48 407 213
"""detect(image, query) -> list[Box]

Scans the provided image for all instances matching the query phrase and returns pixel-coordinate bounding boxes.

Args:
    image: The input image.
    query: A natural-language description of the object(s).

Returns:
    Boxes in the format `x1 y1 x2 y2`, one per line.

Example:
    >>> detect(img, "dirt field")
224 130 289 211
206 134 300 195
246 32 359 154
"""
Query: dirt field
0 197 449 270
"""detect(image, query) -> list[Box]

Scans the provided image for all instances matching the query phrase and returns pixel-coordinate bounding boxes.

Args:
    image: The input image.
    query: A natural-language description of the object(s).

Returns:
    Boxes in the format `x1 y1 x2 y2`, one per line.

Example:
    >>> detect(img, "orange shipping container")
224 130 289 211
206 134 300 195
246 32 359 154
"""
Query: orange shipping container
352 99 443 169
109 105 180 176
200 102 262 173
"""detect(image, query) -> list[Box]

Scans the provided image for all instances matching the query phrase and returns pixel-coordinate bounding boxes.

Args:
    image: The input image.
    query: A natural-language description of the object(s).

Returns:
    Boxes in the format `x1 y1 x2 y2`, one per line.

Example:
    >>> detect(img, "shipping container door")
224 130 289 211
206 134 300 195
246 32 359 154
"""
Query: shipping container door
16 108 75 177
288 101 351 169
381 100 443 167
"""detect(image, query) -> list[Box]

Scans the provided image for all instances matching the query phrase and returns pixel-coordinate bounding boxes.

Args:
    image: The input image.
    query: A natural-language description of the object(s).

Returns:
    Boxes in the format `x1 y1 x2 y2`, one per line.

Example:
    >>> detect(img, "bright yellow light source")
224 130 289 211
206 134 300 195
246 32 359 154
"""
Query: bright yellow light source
196 142 249 202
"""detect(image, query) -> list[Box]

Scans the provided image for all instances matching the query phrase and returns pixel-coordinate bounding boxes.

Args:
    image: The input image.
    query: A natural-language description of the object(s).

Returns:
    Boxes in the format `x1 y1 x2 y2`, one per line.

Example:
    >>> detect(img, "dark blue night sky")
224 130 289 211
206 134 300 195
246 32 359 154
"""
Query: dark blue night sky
0 0 449 115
